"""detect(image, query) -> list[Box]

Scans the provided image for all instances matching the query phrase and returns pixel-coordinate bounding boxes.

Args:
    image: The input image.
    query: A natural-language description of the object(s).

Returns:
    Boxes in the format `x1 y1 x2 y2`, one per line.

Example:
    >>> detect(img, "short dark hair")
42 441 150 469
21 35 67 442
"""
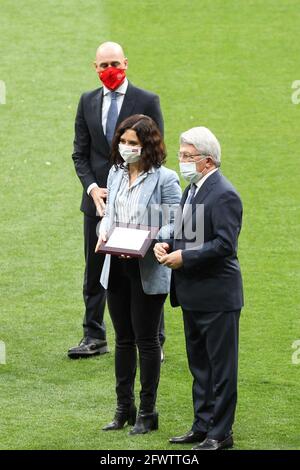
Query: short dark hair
111 114 166 171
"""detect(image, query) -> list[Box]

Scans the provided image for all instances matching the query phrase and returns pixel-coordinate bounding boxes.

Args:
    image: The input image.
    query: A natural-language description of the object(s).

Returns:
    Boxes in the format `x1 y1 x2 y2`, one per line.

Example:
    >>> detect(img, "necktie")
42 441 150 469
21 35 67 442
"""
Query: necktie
106 91 119 145
185 183 197 207
183 183 197 220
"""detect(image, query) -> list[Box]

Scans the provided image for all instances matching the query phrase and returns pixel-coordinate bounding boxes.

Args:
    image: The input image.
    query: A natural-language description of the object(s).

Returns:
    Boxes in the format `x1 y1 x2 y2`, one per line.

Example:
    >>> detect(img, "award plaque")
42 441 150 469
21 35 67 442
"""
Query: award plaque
97 223 160 258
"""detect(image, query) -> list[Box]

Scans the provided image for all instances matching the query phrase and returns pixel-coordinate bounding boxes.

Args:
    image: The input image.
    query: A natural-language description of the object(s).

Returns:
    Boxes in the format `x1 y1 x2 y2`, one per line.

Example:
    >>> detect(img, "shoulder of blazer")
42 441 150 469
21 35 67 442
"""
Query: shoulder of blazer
107 164 123 182
213 171 241 196
80 87 103 103
156 165 179 183
126 81 159 100
203 171 242 206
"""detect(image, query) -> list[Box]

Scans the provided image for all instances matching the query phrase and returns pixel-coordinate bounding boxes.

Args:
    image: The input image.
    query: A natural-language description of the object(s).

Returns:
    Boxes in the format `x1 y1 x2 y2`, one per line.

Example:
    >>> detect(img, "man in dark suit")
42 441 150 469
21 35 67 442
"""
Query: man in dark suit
68 42 164 359
154 126 243 450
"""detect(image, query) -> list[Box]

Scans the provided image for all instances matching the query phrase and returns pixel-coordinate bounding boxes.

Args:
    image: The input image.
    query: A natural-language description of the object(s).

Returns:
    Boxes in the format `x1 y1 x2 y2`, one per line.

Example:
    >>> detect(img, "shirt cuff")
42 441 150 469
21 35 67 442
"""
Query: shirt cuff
87 183 99 196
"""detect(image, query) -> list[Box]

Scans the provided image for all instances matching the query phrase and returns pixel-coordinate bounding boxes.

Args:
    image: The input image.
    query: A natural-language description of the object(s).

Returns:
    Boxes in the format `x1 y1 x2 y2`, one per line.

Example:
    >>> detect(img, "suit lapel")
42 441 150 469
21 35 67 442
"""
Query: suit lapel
137 171 159 224
180 186 190 208
91 88 110 151
176 171 220 230
193 170 220 205
109 168 124 207
192 180 214 205
107 168 124 222
117 82 136 126
173 186 188 239
92 83 137 150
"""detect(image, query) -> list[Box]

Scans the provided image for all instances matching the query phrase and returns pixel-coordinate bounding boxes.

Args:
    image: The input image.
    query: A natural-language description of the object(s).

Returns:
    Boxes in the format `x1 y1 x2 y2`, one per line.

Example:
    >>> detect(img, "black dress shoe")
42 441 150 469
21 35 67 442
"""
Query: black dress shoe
129 411 158 435
169 430 207 444
102 403 137 431
68 337 108 359
192 434 234 450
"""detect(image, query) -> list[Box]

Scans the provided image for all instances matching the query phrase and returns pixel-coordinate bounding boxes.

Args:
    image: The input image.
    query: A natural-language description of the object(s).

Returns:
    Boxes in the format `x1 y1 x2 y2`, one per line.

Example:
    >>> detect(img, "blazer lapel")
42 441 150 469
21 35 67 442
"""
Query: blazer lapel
109 168 124 202
180 186 190 208
137 171 159 224
96 82 135 148
177 171 220 228
117 82 136 126
174 186 188 238
91 88 109 149
106 168 159 227
192 170 220 206
106 168 124 223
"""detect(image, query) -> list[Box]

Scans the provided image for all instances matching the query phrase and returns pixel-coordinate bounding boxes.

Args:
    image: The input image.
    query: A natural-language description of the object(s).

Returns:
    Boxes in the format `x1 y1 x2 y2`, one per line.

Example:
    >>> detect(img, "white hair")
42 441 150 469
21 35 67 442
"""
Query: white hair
180 126 221 167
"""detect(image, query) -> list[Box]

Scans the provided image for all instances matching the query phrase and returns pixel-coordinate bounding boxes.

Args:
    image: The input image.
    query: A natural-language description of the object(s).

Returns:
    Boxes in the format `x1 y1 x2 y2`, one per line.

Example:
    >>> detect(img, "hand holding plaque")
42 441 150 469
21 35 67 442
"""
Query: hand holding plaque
95 223 159 258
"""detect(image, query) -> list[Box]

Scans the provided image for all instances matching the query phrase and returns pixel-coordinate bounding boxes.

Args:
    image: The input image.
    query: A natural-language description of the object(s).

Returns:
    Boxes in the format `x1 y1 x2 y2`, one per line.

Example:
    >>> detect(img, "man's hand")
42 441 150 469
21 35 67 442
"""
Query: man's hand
90 187 108 217
153 242 170 263
160 250 183 270
95 231 107 253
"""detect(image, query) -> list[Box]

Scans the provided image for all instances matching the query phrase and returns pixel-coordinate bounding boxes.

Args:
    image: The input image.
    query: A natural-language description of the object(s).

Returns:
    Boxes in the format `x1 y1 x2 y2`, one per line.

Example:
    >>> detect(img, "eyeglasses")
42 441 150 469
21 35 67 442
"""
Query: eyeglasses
177 152 210 162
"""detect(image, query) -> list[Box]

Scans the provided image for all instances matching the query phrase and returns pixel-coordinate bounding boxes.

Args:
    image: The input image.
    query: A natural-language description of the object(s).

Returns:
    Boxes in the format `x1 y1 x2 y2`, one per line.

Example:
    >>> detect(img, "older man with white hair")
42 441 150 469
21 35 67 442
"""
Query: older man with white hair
154 126 243 450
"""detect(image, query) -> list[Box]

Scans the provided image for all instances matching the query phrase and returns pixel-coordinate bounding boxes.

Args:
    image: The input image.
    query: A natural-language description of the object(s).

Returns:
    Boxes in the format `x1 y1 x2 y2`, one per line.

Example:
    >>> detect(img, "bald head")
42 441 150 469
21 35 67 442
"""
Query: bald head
94 42 128 72
96 41 125 57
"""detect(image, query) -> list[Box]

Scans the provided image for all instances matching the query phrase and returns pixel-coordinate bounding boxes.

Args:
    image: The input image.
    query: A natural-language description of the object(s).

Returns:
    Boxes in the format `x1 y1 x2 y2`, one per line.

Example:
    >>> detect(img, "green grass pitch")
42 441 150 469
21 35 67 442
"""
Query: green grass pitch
0 0 299 450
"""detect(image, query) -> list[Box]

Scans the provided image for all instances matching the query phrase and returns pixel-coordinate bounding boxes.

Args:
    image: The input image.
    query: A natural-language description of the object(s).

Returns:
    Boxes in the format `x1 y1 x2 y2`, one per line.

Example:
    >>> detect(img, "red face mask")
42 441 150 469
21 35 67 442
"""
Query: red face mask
98 67 126 90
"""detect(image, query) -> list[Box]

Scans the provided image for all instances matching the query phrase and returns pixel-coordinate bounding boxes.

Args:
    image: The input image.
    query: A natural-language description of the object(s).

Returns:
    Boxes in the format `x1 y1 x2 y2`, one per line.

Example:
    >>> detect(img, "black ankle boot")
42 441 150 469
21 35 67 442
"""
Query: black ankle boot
102 403 137 431
128 410 159 435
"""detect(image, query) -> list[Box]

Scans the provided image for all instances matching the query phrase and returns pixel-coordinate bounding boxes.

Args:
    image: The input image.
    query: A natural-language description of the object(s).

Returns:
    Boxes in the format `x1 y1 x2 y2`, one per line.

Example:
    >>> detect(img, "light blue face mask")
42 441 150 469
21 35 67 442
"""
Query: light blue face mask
179 161 204 184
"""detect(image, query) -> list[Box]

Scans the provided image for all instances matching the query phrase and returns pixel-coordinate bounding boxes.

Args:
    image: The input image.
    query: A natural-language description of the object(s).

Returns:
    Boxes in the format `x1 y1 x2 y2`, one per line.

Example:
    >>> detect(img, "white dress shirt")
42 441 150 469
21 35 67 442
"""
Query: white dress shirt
114 166 155 224
87 78 129 196
101 78 128 134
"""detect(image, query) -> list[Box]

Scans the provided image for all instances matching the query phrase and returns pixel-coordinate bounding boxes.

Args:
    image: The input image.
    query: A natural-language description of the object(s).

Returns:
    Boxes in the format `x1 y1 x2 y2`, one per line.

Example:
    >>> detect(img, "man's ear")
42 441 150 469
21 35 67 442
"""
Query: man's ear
207 157 214 167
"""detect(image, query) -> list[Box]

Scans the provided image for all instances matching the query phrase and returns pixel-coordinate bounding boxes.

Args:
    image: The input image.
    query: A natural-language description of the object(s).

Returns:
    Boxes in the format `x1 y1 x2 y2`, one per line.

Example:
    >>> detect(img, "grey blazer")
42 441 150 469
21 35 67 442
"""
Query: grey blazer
100 165 182 294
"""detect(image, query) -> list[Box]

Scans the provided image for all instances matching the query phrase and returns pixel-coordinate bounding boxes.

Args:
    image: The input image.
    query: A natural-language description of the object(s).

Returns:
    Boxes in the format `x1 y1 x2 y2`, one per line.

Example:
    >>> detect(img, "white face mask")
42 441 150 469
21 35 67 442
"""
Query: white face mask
118 143 142 163
179 162 204 184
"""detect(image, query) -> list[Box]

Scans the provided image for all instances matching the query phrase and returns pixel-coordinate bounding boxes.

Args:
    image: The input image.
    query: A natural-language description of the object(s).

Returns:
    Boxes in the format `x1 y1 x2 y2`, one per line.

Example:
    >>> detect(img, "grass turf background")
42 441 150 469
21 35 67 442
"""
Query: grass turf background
0 0 299 450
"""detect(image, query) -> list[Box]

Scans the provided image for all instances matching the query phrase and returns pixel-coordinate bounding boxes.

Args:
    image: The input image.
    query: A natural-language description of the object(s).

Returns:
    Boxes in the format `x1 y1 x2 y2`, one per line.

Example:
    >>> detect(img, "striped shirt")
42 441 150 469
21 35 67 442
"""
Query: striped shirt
114 166 155 224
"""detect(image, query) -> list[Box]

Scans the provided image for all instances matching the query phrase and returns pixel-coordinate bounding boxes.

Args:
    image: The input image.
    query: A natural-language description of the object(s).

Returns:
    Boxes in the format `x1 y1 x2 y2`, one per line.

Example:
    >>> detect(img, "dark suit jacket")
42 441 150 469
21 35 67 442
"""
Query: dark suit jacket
169 170 244 312
72 81 164 216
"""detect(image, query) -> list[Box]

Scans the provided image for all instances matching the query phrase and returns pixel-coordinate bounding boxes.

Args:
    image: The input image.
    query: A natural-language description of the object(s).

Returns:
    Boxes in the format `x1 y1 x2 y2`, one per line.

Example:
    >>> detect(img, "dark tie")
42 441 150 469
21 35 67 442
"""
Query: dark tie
183 183 197 220
106 91 119 145
185 183 197 206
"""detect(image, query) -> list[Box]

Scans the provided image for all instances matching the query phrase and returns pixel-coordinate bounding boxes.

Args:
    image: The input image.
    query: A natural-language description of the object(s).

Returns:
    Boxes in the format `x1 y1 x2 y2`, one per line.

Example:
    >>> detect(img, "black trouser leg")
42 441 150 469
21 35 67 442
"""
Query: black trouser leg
206 310 240 439
129 269 166 412
107 258 166 411
107 272 136 407
82 214 106 340
183 311 214 433
158 309 165 347
183 309 240 439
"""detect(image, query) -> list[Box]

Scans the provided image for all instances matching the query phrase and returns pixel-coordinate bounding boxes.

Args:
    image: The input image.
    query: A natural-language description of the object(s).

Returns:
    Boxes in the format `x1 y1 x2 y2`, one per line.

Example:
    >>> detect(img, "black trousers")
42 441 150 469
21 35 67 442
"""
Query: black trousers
107 257 167 412
82 214 106 340
82 214 165 343
182 309 240 440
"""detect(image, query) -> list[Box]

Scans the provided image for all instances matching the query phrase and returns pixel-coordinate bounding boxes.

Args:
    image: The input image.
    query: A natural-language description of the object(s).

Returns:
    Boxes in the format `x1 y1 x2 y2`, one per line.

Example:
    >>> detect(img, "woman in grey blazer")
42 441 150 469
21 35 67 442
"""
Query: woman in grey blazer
95 115 181 435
